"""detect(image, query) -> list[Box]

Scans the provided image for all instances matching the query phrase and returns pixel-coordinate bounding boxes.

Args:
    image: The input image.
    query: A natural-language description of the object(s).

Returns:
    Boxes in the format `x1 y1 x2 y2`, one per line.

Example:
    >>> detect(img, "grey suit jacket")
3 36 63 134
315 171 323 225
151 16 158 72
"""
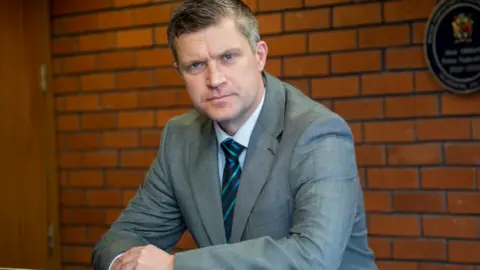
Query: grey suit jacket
92 72 378 269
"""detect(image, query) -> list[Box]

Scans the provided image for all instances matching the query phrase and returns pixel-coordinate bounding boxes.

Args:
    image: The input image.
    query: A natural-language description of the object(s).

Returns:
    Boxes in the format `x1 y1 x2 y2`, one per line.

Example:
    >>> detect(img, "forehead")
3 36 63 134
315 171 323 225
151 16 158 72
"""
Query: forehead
175 18 249 61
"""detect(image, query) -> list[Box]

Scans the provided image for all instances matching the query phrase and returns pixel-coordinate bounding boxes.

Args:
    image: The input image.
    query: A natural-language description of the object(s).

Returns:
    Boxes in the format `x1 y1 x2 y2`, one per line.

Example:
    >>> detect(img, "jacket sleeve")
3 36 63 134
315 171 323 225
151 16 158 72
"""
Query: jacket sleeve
173 117 366 269
91 121 186 270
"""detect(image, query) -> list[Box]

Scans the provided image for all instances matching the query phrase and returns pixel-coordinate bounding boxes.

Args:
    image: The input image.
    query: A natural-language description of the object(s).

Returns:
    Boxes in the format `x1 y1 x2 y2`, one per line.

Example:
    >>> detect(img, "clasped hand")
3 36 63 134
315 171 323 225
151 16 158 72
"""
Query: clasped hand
111 244 174 270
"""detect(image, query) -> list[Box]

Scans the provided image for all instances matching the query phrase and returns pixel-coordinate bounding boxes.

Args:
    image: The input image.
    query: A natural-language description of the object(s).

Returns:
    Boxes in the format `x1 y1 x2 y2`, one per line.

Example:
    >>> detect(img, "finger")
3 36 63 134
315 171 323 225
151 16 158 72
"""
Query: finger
118 259 138 270
117 247 144 267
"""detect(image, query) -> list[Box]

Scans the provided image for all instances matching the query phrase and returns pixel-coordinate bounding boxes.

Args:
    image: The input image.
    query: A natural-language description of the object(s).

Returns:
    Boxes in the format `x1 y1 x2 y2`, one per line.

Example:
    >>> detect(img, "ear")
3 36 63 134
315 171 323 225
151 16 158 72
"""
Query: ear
255 41 268 71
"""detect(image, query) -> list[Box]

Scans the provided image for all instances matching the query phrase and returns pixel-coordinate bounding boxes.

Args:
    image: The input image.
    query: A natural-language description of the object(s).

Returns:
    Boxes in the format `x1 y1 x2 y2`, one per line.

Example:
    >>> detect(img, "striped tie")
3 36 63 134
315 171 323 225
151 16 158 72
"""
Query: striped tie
220 138 245 242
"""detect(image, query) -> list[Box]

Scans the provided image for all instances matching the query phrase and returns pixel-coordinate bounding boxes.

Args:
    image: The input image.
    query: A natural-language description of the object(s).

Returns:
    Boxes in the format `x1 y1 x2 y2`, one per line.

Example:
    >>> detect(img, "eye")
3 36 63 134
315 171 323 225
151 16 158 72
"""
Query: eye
222 53 234 61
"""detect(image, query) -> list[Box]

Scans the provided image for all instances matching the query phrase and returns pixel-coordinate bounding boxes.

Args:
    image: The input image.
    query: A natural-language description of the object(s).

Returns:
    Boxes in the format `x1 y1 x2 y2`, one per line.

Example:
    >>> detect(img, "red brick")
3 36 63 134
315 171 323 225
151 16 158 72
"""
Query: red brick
62 209 106 225
283 55 329 77
418 264 474 270
155 26 168 45
98 10 133 30
393 239 446 260
473 119 480 139
305 0 350 6
69 170 104 187
118 111 155 128
66 134 101 150
442 93 480 115
388 143 441 165
257 14 282 34
123 190 137 206
52 0 111 15
422 168 476 190
78 33 116 52
86 190 122 206
348 122 362 143
133 5 172 26
334 98 383 120
54 77 80 94
449 241 480 263
52 37 77 55
423 216 477 238
386 47 427 69
82 151 118 168
385 96 438 118
364 191 391 212
258 0 302 11
103 131 139 149
361 72 413 95
61 189 86 206
155 69 184 87
87 227 108 244
309 30 356 53
106 170 145 188
415 71 443 92
62 55 96 74
175 231 198 250
117 71 154 89
141 130 162 147
81 73 115 91
264 34 307 56
376 261 419 270
333 3 381 27
157 109 189 127
413 22 427 44
53 14 98 35
81 113 116 130
364 121 415 142
64 95 100 112
448 193 480 214
355 145 385 166
265 58 281 77
332 51 381 73
417 119 471 140
368 237 391 259
120 150 157 168
284 9 330 31
367 168 419 189
368 214 420 236
114 0 148 7
106 210 122 225
384 0 437 22
116 29 153 49
58 153 82 169
359 25 410 48
57 115 79 131
61 227 86 244
136 48 173 68
242 0 257 12
101 93 137 109
445 143 480 165
98 52 134 71
393 192 445 213
62 246 92 264
138 90 177 108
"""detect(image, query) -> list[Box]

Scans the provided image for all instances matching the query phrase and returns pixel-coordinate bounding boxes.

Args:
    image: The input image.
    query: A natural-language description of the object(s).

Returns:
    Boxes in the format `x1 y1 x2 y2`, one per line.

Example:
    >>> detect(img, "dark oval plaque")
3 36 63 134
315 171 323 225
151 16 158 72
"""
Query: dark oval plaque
425 0 480 94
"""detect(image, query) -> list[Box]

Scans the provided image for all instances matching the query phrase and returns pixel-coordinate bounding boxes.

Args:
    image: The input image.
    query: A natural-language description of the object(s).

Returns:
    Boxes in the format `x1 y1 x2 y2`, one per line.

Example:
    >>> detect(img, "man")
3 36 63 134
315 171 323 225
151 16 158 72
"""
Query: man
92 0 378 269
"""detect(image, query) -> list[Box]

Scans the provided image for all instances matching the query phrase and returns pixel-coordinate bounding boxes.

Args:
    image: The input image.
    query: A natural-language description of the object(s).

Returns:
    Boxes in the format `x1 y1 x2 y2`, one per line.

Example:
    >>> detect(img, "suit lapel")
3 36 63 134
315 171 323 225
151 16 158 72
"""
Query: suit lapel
229 72 286 243
188 119 226 245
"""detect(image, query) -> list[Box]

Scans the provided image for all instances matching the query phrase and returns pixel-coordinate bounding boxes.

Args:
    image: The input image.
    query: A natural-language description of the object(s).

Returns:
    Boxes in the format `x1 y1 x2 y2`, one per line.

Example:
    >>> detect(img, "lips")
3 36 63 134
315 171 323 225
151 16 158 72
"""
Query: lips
208 94 233 101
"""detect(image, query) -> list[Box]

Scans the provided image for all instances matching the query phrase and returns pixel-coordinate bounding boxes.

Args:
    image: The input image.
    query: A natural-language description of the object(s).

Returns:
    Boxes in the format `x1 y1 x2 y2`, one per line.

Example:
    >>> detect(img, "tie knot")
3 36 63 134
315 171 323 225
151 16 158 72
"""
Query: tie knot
221 138 245 161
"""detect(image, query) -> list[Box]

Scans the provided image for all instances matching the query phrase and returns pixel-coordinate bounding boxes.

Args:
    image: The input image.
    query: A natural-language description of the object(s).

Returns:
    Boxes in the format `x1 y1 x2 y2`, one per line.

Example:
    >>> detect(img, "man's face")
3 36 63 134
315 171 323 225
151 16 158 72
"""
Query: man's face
173 17 268 133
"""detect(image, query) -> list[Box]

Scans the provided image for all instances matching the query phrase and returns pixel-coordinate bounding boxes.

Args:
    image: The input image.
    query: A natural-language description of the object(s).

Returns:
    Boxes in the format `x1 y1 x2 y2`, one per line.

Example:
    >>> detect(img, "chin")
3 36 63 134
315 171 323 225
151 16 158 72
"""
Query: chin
204 107 239 123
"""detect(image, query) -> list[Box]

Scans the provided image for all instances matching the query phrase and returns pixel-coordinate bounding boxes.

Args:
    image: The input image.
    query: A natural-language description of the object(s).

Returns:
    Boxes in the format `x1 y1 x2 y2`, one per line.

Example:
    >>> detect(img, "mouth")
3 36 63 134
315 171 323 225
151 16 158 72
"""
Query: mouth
207 94 234 101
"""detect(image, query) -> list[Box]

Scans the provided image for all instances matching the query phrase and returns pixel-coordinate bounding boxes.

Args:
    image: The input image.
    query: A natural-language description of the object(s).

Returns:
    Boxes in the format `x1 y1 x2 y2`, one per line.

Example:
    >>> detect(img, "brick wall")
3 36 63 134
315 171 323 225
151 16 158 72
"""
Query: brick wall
50 0 480 269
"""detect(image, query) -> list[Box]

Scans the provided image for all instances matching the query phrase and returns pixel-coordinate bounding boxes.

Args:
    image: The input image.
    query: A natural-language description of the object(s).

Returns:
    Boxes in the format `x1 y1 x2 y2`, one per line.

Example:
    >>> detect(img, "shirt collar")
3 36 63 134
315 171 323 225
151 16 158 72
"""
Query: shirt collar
214 89 265 149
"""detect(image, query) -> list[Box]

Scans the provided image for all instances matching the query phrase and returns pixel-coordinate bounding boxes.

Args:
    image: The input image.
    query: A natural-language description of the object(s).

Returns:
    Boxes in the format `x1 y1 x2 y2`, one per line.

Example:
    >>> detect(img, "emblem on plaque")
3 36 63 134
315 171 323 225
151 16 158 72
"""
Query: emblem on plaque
424 0 480 94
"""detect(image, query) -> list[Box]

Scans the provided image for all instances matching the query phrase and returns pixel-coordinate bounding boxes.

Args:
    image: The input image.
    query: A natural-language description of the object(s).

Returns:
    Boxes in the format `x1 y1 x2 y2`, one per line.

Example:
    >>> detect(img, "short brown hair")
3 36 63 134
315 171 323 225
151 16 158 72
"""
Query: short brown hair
167 0 260 62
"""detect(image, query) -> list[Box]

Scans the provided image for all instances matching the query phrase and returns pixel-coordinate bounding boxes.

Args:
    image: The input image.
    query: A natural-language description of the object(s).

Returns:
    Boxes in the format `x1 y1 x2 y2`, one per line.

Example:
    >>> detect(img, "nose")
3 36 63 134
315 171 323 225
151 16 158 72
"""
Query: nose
206 62 226 89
